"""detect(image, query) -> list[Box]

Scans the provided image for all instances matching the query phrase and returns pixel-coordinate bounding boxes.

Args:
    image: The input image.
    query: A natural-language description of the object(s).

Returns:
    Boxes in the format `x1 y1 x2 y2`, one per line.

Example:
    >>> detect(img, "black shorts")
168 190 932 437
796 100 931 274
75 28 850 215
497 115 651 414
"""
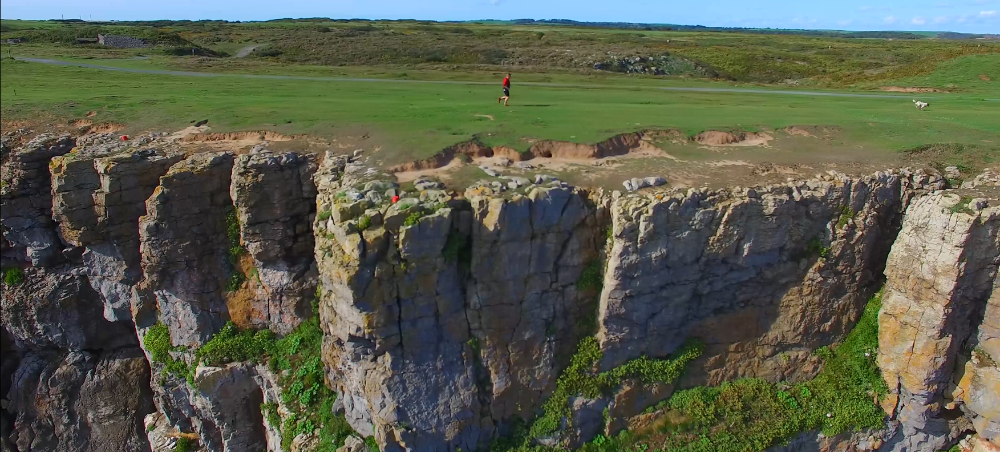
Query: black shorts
503 87 510 97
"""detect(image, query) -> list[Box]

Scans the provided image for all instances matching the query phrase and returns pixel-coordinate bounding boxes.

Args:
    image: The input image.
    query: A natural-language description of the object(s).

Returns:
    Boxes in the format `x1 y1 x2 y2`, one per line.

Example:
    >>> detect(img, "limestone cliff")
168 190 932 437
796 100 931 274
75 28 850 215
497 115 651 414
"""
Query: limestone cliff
1 128 997 452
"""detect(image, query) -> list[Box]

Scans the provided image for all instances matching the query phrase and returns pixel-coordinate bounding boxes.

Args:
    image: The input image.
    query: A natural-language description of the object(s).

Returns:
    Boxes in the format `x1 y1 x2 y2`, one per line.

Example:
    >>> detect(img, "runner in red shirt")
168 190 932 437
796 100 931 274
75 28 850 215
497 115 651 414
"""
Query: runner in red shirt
498 73 511 106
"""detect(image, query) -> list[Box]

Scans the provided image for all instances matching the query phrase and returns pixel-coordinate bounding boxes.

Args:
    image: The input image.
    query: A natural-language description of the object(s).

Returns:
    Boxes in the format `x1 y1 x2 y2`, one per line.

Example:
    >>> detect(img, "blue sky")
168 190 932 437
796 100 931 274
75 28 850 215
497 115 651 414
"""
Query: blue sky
2 0 998 33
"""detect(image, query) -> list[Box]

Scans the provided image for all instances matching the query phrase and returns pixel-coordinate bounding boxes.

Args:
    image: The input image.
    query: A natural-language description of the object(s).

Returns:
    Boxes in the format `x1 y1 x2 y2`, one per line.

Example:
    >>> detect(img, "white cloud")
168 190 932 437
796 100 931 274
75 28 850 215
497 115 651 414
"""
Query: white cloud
884 15 898 23
979 9 997 16
933 15 950 23
912 16 927 24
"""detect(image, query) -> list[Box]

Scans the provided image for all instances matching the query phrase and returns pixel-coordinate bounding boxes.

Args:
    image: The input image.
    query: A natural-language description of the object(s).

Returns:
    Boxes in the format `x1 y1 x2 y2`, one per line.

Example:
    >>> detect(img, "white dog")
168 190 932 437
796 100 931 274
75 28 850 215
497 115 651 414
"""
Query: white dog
913 99 929 111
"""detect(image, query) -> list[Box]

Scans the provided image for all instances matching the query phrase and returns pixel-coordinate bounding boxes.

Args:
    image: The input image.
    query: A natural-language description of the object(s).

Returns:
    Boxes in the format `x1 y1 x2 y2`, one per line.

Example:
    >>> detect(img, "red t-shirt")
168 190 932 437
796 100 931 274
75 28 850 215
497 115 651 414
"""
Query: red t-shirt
503 77 510 88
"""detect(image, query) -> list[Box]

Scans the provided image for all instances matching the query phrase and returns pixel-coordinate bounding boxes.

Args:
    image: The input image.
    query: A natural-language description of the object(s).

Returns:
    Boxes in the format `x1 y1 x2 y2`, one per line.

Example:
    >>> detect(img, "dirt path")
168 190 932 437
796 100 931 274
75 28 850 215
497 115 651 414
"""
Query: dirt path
235 45 262 58
15 58 917 99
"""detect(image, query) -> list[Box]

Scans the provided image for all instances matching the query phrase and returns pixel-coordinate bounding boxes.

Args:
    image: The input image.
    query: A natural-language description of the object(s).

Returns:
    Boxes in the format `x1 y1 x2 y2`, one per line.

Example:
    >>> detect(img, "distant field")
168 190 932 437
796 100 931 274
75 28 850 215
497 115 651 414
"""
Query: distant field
3 18 998 88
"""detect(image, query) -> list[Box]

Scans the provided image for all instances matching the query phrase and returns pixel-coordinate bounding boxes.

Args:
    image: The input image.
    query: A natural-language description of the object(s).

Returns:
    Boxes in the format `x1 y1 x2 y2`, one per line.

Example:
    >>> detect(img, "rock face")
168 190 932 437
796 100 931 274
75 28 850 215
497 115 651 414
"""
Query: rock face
598 172 932 387
230 149 318 334
6 349 154 452
139 152 236 347
1 134 75 266
49 144 184 322
1 268 153 452
4 127 1000 452
315 151 605 451
878 193 1000 452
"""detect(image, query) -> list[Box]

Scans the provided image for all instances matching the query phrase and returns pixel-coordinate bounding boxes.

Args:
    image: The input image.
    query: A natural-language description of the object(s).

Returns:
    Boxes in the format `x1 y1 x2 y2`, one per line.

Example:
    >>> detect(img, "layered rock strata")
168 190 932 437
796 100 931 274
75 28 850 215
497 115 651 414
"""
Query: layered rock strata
879 193 1000 451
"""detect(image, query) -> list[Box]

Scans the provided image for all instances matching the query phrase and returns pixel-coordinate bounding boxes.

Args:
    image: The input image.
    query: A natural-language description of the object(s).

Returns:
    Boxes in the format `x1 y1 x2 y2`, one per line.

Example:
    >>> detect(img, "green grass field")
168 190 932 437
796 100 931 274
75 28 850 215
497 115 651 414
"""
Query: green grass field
1 18 998 167
2 54 998 165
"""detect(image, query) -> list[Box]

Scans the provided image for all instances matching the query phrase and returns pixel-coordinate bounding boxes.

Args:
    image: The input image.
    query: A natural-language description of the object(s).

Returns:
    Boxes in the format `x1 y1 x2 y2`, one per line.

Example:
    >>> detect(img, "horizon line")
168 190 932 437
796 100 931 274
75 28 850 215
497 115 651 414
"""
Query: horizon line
2 16 997 36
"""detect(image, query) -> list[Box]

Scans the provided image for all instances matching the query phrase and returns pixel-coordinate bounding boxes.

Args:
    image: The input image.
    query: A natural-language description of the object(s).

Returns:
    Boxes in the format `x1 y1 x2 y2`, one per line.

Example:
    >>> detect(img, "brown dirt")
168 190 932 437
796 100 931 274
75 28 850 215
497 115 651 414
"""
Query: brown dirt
70 119 92 128
83 122 125 134
181 130 298 142
388 131 668 173
85 111 98 118
694 130 773 147
979 74 991 82
224 254 266 330
880 86 949 93
475 114 495 121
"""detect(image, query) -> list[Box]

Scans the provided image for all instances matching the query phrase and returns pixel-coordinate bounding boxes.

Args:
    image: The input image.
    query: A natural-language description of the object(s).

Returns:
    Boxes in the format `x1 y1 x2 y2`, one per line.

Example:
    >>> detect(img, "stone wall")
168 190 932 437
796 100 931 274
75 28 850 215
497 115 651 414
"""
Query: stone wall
98 34 150 48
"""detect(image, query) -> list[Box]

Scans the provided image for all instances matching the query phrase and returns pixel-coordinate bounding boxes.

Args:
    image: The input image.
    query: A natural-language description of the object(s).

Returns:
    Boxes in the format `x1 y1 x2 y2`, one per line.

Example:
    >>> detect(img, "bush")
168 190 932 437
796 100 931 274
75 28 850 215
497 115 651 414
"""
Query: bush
173 437 193 452
357 215 372 231
403 211 424 227
196 321 276 366
317 210 332 222
2 267 25 286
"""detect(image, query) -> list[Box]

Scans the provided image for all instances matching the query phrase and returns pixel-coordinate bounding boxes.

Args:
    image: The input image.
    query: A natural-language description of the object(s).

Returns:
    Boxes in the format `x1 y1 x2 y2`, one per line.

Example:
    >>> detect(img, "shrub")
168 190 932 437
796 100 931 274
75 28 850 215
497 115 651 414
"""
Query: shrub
196 321 276 366
806 238 831 259
837 205 856 229
357 215 372 231
576 260 604 292
2 267 25 286
317 210 332 222
173 437 193 452
403 211 424 227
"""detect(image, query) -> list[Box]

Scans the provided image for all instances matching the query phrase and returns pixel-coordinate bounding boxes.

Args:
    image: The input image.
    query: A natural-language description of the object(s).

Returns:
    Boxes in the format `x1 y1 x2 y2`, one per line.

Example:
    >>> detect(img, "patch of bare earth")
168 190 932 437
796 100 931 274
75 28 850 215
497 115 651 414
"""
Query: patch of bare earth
979 74 991 82
694 130 773 147
880 86 949 93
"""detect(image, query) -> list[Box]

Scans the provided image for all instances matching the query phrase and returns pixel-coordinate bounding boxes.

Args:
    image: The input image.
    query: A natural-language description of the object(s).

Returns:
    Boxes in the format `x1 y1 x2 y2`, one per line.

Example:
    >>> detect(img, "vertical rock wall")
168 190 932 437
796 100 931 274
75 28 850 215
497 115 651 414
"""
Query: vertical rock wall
878 193 1000 451
598 172 933 386
138 152 236 347
315 152 605 452
1 134 75 266
230 150 318 334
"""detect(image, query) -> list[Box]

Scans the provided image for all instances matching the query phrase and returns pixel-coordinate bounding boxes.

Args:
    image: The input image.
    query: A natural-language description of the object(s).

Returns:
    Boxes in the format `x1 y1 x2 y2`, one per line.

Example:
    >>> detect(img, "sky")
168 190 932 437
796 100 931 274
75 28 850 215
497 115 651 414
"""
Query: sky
2 0 998 34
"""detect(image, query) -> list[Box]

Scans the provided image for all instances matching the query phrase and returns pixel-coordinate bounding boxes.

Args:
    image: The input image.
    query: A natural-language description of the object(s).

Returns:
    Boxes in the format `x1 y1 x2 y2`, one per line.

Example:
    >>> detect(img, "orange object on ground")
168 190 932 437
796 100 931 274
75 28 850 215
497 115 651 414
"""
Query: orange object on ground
391 195 400 204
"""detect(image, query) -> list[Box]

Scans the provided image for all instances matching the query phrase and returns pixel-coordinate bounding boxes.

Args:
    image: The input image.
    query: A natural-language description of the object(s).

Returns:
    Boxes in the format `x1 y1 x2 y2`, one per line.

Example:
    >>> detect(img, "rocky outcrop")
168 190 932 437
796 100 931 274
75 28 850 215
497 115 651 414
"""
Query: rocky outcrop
598 171 937 387
1 267 138 351
139 152 236 347
230 149 318 334
1 266 153 452
316 150 606 451
6 348 154 452
878 193 1000 452
5 126 1000 452
49 140 184 322
0 134 75 266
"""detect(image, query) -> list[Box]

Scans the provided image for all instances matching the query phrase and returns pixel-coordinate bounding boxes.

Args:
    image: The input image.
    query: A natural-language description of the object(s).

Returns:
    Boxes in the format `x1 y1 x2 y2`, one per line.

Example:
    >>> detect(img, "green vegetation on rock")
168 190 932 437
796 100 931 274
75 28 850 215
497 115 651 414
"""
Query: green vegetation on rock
225 207 247 292
614 291 886 452
949 196 975 215
2 267 25 286
493 291 886 452
173 437 194 452
145 295 362 450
